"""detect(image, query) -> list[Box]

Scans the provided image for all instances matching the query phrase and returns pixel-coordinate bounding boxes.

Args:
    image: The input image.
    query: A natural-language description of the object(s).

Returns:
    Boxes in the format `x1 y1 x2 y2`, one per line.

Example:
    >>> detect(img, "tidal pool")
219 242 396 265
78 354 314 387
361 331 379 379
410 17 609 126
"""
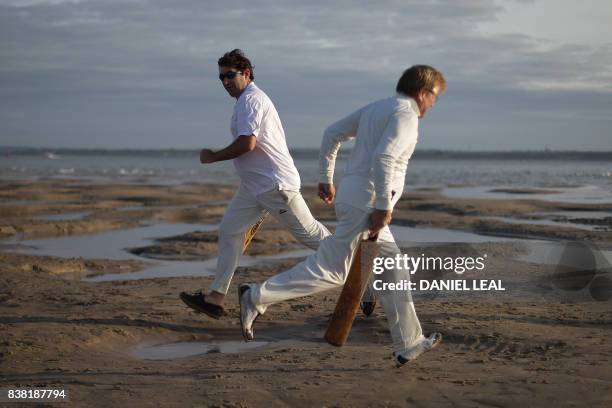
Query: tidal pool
132 341 270 360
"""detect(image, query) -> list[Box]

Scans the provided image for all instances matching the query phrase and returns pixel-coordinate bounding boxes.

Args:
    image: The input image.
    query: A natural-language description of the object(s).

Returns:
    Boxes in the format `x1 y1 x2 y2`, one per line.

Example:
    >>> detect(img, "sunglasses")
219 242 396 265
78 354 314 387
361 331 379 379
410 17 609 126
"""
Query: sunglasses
219 71 243 81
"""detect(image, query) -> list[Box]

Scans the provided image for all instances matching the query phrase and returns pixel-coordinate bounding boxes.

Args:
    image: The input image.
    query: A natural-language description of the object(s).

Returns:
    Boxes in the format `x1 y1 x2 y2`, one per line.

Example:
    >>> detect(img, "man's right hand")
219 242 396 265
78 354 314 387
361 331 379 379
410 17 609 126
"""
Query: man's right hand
368 209 392 238
318 183 336 205
200 148 215 164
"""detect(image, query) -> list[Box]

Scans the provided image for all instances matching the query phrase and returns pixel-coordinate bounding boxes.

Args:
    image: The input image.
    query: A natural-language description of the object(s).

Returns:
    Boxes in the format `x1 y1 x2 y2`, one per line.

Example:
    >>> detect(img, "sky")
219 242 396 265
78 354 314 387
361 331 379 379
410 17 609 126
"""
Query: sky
0 0 611 150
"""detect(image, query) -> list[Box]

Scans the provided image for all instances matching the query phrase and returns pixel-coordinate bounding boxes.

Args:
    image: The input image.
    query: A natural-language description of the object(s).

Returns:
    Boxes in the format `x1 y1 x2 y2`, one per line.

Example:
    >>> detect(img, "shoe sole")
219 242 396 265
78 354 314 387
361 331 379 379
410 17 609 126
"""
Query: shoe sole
395 333 443 367
361 299 376 317
429 332 443 349
179 292 223 320
238 284 253 342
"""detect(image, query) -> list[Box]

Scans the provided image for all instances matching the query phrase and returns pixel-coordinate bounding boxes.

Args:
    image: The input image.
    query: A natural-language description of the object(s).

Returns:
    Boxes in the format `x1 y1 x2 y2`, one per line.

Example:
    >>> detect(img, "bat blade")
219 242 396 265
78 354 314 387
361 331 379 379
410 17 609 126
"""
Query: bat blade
324 238 379 346
242 212 268 254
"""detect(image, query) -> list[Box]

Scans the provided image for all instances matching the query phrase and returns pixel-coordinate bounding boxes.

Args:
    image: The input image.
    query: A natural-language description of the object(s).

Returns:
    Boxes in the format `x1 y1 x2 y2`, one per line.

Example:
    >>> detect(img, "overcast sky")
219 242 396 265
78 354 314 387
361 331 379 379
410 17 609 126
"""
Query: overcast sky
0 0 611 150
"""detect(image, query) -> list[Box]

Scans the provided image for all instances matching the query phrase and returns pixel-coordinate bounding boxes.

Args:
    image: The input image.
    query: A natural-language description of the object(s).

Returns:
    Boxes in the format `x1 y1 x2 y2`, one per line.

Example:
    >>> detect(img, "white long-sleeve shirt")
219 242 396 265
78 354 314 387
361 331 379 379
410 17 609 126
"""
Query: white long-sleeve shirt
318 94 420 212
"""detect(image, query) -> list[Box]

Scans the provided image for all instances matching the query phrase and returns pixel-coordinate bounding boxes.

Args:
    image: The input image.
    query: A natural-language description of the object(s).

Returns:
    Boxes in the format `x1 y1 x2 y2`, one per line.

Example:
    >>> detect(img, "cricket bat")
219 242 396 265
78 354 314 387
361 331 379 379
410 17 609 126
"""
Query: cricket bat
324 235 379 347
242 212 268 253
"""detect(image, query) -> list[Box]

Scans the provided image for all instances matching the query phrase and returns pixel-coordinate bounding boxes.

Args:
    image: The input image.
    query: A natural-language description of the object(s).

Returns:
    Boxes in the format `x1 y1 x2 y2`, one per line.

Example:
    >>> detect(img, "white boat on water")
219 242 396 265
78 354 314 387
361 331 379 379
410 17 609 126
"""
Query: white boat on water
44 152 60 159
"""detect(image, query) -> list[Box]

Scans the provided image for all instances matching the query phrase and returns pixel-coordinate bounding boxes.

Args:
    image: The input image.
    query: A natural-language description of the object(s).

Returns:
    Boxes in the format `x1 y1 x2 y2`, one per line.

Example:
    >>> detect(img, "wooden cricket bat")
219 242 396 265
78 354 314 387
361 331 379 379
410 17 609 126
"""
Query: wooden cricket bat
324 235 379 347
242 212 268 253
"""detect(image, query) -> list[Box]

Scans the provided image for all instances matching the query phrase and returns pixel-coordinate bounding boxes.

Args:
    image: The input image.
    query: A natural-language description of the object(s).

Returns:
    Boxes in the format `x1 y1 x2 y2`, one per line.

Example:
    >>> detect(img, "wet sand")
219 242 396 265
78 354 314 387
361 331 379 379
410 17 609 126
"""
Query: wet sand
1 179 611 407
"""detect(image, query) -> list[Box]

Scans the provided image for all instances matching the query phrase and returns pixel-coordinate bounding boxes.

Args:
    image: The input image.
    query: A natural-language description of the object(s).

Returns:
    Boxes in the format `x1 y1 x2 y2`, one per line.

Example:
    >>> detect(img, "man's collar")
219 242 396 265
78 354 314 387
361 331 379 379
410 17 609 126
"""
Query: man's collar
396 93 420 117
236 81 256 99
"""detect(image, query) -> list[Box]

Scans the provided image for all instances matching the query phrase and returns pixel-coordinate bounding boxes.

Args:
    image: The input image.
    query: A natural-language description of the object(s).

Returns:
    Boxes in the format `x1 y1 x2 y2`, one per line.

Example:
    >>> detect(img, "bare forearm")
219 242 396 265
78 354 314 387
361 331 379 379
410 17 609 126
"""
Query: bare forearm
201 135 256 163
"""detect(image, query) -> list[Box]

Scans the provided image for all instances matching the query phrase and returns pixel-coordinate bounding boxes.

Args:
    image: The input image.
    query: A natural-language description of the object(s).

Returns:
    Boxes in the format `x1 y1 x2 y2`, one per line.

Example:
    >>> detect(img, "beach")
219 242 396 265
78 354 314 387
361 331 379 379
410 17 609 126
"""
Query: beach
1 174 611 407
2 0 611 404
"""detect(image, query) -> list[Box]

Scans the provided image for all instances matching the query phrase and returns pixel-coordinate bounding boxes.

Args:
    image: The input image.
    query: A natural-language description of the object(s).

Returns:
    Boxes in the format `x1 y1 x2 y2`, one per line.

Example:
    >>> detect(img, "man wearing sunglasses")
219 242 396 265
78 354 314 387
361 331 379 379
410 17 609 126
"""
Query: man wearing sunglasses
180 49 330 319
238 65 447 367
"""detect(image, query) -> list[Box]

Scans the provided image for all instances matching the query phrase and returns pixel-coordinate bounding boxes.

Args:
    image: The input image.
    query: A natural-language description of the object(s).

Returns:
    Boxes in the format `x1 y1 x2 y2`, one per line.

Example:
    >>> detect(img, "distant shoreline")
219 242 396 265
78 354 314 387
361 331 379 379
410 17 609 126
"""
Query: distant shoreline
2 146 612 161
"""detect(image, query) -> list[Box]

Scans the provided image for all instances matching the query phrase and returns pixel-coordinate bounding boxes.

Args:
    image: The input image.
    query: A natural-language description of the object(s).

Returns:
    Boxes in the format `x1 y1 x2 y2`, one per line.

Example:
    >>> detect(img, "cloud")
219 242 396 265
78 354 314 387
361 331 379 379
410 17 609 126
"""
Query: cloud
0 0 610 149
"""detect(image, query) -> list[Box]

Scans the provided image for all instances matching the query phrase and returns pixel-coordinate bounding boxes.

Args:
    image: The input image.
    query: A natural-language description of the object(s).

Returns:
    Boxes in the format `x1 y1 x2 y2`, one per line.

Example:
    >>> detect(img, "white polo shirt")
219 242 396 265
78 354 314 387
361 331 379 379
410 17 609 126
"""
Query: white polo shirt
230 82 301 196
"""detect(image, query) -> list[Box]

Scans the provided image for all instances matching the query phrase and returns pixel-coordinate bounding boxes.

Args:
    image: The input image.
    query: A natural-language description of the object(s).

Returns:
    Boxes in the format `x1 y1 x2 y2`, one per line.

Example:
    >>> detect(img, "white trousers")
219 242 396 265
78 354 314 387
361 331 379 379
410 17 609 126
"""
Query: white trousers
209 185 331 295
250 203 424 353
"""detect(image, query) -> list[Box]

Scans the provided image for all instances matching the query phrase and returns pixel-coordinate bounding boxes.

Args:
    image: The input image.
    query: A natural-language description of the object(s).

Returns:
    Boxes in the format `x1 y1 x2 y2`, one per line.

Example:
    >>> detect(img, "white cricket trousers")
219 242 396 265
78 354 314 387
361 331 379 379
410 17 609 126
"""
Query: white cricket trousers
249 203 424 353
209 185 330 295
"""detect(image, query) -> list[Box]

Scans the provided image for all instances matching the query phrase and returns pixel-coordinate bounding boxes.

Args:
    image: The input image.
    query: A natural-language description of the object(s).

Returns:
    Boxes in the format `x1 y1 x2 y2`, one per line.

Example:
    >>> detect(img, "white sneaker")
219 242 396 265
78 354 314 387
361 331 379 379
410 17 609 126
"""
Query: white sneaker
393 332 442 367
238 283 260 342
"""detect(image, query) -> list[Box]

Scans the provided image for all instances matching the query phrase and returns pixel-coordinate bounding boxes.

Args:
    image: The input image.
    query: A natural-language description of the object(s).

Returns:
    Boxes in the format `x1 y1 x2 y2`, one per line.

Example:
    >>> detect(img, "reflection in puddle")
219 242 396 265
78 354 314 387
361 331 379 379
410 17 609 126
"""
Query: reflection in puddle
133 341 269 360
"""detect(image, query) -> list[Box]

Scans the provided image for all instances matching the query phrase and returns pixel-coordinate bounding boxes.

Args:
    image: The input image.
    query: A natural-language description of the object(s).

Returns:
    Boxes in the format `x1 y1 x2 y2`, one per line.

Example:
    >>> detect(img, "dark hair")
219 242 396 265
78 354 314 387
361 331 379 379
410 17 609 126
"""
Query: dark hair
396 65 446 97
218 49 254 80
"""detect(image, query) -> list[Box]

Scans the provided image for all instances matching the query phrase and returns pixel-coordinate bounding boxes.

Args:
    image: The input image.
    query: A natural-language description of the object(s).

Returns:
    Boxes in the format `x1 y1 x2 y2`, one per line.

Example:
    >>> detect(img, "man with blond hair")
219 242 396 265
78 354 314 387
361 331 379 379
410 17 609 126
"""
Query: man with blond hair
239 65 447 367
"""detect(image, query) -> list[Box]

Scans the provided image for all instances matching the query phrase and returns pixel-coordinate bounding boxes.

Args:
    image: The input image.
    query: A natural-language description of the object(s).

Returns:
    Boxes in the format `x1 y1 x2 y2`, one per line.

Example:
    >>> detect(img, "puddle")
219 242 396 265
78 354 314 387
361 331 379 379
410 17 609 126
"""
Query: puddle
35 211 91 221
441 185 612 204
84 248 314 282
13 222 218 260
11 222 218 282
480 216 603 231
10 220 316 282
133 341 269 360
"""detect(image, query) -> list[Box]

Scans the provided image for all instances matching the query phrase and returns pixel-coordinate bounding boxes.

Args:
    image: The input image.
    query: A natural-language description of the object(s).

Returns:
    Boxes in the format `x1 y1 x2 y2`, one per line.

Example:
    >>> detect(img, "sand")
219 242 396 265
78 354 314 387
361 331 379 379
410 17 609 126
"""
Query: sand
0 179 611 407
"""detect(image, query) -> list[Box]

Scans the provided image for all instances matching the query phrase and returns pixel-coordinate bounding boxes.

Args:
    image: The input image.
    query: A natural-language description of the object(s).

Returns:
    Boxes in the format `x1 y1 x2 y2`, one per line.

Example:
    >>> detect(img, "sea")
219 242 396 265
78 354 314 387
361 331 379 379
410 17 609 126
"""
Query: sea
1 148 611 203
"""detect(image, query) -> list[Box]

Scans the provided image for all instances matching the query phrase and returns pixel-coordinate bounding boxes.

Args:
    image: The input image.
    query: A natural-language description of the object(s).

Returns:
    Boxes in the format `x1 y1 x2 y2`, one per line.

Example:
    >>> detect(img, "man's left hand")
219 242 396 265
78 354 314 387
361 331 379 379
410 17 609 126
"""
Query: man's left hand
318 183 336 204
200 149 216 164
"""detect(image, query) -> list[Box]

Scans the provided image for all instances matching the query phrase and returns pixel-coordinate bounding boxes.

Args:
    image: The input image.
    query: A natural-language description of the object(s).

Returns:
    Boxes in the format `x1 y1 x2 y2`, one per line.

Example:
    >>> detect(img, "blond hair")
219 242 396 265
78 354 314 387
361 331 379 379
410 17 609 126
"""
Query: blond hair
396 65 446 97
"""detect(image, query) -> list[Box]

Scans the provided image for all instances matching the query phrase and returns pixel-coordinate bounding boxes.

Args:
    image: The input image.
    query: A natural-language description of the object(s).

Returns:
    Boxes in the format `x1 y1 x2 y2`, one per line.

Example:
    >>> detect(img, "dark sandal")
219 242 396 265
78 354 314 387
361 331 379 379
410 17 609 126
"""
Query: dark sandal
179 291 225 319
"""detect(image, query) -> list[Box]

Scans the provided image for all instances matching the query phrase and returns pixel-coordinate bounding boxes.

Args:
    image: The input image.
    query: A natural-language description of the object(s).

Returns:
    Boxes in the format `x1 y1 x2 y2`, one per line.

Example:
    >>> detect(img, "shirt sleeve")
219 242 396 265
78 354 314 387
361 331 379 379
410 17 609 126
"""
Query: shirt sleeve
236 95 264 137
372 108 418 210
318 107 362 184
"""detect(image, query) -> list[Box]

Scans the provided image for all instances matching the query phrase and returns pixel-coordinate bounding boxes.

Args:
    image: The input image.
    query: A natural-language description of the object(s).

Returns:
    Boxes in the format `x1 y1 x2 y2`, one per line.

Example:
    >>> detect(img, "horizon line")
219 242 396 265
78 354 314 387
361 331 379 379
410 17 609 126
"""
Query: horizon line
2 146 612 154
